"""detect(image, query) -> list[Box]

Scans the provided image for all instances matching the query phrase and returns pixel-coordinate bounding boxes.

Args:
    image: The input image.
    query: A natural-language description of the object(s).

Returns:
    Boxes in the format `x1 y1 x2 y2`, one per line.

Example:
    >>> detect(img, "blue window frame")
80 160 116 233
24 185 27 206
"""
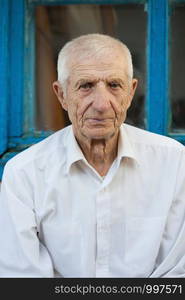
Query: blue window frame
0 0 185 179
0 0 9 157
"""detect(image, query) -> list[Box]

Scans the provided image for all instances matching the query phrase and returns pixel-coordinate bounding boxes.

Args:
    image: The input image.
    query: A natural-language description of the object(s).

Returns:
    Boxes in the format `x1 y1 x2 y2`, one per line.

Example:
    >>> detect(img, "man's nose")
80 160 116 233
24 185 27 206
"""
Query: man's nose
91 82 112 112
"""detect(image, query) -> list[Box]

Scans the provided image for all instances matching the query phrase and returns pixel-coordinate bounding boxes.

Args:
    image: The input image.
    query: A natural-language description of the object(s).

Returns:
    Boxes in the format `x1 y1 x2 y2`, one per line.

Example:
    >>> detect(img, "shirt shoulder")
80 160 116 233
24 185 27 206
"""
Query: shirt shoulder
123 123 184 151
4 125 72 171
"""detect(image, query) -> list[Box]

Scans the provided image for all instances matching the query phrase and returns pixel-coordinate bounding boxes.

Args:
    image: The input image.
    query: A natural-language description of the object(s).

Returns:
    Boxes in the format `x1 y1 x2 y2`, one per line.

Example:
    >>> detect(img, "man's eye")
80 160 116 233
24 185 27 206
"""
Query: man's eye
79 82 93 90
109 82 121 89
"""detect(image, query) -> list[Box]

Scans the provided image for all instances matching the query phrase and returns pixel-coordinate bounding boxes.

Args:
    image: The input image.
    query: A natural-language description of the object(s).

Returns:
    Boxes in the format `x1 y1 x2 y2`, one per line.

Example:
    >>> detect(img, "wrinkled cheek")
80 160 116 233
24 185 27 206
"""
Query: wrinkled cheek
112 101 125 118
67 109 74 123
116 112 126 126
76 109 84 127
114 102 128 125
67 104 77 124
76 103 91 127
120 97 130 114
77 101 91 119
111 96 126 113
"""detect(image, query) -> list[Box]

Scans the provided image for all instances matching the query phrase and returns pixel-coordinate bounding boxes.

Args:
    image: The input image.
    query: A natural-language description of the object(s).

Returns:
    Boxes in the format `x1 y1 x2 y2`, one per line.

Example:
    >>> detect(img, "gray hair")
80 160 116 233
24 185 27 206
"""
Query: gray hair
57 33 133 89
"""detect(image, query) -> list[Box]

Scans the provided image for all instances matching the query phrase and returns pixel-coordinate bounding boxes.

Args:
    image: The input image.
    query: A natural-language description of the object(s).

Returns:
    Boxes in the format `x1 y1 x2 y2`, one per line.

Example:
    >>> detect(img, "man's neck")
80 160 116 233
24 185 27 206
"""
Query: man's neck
76 133 119 177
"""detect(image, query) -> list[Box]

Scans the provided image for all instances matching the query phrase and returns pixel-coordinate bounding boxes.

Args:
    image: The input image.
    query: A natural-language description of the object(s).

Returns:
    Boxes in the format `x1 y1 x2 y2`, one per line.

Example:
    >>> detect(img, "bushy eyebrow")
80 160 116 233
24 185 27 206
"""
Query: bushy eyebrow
75 78 96 89
108 78 125 86
75 77 125 89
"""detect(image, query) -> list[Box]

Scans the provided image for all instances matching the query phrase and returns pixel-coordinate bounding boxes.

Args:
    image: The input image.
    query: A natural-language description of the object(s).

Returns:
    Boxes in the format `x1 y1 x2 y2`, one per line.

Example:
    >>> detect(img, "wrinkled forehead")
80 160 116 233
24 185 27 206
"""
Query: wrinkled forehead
68 48 129 79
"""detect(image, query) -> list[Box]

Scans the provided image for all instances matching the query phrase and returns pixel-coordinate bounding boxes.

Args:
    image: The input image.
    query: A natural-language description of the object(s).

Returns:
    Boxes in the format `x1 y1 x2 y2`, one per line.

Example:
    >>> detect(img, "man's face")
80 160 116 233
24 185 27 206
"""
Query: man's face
54 51 137 141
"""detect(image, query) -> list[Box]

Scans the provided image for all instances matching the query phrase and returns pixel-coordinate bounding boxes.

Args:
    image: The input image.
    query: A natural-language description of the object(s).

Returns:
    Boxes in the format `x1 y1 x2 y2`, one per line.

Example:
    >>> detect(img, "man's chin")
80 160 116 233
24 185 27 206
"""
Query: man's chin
82 128 117 140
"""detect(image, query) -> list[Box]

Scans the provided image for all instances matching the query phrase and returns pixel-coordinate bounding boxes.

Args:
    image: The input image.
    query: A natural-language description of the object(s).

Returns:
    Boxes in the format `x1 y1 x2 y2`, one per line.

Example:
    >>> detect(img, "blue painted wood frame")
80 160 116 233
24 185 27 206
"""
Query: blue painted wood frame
147 0 185 144
0 0 25 178
28 0 145 4
0 0 9 156
146 0 169 135
24 0 37 133
9 0 25 137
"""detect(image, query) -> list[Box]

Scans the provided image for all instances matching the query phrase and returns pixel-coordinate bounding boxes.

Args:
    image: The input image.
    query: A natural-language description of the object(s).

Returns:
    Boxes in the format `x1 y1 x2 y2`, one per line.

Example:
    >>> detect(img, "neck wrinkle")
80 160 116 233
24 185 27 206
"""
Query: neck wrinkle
75 132 119 176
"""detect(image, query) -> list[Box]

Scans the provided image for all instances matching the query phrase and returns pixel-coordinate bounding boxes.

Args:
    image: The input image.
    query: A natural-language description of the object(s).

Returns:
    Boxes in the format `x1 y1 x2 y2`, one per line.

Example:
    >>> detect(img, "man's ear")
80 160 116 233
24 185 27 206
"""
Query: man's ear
53 81 68 111
127 78 138 109
130 78 138 98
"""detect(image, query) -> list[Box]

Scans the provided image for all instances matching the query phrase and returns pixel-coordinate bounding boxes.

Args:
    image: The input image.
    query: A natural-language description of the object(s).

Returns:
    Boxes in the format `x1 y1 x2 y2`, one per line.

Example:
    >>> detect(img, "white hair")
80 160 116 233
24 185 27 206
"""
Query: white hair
57 33 133 90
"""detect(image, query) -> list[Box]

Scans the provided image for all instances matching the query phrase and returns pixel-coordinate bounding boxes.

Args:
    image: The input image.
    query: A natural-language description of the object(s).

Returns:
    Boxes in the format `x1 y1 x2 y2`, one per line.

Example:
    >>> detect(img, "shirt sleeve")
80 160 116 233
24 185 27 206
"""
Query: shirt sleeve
150 148 185 278
0 161 54 277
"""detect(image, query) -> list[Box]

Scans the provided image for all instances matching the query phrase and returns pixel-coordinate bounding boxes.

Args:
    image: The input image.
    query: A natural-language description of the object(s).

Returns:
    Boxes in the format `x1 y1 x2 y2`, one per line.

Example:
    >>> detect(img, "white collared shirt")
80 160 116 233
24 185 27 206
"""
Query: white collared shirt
0 123 185 277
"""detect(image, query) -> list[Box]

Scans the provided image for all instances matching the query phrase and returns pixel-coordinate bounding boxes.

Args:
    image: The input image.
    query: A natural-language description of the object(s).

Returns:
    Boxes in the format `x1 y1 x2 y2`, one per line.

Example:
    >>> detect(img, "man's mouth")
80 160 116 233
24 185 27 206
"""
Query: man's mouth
84 118 113 126
86 117 112 121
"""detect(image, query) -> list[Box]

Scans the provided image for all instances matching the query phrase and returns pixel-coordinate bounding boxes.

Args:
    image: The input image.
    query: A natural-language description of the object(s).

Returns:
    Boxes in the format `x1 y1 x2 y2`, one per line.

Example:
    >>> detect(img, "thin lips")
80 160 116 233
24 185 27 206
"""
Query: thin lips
86 117 112 121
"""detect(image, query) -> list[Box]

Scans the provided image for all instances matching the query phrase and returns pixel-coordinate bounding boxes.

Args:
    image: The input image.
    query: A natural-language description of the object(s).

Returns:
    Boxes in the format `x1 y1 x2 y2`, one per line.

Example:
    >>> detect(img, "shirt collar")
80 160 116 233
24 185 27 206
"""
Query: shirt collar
65 126 86 174
65 123 139 174
117 123 140 164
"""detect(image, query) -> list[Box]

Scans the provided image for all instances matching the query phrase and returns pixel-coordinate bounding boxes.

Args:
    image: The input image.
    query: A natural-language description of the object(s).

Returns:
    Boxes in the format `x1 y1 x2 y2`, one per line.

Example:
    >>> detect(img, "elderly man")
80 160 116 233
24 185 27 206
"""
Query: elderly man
0 34 185 278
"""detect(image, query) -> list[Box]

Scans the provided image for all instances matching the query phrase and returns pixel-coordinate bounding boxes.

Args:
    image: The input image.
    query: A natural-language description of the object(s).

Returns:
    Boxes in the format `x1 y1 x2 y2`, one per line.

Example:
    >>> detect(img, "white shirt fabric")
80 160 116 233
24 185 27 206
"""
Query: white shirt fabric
0 123 185 278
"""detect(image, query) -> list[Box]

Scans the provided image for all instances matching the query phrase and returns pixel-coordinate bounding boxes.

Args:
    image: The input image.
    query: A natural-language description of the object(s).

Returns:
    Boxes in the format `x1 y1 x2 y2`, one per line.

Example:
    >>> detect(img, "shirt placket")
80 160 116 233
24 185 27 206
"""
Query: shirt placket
96 187 110 277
